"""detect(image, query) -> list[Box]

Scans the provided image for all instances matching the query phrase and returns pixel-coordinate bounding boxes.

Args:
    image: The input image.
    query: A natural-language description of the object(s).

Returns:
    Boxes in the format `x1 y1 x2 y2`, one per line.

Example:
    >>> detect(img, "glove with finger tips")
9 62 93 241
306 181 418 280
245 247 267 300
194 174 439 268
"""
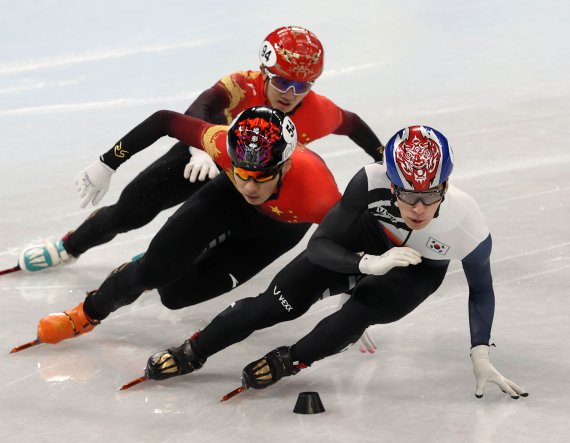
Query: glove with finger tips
183 147 219 182
358 247 422 276
74 159 114 208
470 345 528 399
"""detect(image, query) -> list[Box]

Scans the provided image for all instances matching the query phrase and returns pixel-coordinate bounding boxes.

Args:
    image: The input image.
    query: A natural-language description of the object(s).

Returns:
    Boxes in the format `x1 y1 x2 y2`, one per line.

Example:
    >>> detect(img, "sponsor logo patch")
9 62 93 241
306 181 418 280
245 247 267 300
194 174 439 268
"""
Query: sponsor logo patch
273 285 293 312
113 141 129 158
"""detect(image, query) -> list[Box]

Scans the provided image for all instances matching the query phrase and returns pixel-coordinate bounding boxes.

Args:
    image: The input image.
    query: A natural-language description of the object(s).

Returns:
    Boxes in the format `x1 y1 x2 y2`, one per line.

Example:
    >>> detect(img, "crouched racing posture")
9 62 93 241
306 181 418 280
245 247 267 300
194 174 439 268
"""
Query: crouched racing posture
17 106 345 352
17 26 383 274
145 125 528 400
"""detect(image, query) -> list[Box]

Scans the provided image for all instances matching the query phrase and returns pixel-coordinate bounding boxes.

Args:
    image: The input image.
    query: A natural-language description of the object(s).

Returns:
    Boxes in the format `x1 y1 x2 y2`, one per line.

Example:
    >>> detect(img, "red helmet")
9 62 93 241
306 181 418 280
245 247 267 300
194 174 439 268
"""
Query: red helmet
259 26 324 82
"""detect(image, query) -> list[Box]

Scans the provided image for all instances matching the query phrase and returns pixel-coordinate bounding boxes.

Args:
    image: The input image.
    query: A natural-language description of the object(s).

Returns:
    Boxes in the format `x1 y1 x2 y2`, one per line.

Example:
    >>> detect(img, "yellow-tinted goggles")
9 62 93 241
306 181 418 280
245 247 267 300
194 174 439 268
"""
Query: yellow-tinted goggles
233 166 280 183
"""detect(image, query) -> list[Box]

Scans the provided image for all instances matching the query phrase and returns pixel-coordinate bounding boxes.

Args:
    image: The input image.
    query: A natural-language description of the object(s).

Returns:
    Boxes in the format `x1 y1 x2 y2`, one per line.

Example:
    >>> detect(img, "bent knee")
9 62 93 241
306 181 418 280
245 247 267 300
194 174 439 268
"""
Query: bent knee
158 288 188 310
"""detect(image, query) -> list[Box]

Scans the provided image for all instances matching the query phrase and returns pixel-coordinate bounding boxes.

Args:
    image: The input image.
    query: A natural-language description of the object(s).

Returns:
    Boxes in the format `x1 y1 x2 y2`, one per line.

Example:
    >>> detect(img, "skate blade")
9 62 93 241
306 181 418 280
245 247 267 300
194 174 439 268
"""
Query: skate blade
119 375 148 391
220 385 248 402
0 265 20 276
10 338 41 353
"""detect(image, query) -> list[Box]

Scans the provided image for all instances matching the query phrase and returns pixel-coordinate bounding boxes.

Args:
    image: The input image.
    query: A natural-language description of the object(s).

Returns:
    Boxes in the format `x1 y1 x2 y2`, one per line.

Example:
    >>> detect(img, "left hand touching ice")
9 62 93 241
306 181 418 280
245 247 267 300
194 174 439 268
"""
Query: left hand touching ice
183 147 219 182
470 345 528 399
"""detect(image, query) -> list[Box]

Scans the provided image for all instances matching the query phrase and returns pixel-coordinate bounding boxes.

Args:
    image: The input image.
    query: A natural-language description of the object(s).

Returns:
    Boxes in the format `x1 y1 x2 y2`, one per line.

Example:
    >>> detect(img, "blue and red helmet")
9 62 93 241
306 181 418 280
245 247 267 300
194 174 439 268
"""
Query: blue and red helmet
227 106 297 172
385 125 454 191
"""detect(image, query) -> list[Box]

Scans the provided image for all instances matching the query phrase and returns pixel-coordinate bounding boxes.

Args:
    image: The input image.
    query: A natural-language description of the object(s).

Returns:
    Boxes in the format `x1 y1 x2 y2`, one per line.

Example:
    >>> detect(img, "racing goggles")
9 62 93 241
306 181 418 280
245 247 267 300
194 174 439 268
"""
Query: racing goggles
233 165 280 183
394 186 445 206
265 69 313 95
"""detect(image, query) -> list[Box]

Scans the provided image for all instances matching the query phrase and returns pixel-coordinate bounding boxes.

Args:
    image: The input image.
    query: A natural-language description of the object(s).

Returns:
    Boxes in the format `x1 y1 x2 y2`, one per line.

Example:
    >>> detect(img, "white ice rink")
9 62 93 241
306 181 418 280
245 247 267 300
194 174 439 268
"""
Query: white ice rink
1 1 569 442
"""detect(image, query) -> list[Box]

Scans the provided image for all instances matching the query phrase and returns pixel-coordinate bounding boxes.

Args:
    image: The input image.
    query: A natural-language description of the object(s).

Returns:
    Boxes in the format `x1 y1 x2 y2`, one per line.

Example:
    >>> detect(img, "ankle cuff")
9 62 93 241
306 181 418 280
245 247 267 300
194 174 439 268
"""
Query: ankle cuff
83 292 107 321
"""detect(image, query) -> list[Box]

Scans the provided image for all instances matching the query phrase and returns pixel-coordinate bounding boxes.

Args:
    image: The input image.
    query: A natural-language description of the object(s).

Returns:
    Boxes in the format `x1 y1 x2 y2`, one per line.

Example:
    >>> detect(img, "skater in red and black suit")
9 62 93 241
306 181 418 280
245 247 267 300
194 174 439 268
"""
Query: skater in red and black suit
18 26 384 273
28 106 343 347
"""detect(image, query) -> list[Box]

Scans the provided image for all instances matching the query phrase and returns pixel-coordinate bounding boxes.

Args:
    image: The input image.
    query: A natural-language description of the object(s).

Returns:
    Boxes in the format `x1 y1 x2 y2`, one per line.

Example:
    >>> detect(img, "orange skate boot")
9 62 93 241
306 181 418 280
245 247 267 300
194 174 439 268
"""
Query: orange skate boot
37 302 99 344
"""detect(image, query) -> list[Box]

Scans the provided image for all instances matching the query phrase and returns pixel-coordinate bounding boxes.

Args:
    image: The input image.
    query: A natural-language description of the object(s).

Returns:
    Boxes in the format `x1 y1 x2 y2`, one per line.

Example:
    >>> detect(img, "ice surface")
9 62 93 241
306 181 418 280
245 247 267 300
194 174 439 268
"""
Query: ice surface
1 1 569 442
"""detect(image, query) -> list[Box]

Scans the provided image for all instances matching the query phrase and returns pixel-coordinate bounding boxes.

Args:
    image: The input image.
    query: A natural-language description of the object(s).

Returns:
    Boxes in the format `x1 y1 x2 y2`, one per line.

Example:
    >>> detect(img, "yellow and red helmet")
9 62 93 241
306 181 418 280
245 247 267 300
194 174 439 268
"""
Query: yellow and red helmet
259 26 324 82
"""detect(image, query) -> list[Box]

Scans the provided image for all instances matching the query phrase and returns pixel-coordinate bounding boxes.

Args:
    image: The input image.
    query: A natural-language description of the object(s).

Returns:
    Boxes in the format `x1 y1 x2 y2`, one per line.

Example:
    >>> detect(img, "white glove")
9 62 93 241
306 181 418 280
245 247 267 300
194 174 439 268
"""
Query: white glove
183 147 219 182
470 345 528 399
338 293 377 353
74 159 115 208
358 247 422 276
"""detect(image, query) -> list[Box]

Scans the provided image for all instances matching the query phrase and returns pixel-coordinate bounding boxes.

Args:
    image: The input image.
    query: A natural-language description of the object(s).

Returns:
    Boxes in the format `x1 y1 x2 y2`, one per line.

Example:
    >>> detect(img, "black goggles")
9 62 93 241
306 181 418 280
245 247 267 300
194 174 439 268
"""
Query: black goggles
394 186 445 206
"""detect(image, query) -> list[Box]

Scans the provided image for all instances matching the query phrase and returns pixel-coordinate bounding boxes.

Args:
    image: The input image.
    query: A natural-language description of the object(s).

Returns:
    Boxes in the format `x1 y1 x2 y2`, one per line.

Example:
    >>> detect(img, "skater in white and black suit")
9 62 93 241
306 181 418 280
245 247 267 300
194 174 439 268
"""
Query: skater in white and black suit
146 125 528 400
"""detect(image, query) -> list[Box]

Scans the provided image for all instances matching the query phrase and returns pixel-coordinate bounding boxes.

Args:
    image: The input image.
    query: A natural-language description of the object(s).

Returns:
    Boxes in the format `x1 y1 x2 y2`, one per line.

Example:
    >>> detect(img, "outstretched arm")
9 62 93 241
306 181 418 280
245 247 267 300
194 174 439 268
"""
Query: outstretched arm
75 85 229 208
99 110 212 170
462 235 495 347
462 235 528 399
96 86 228 173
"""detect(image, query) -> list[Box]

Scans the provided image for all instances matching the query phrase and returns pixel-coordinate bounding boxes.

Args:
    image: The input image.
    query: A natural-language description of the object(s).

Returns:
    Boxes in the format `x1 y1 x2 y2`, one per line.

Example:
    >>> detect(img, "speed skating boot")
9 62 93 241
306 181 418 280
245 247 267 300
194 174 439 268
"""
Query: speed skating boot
37 301 99 344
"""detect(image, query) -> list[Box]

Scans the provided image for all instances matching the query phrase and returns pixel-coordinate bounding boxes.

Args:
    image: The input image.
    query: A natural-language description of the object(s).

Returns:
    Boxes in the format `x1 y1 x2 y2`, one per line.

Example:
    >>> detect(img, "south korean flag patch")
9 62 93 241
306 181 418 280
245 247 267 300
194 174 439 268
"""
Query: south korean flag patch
427 237 450 255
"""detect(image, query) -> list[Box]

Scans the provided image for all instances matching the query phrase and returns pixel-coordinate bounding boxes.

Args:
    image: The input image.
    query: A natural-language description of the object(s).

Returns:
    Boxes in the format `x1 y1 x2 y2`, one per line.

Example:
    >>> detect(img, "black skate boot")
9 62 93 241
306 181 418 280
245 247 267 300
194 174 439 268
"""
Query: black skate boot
145 339 206 380
242 346 306 389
